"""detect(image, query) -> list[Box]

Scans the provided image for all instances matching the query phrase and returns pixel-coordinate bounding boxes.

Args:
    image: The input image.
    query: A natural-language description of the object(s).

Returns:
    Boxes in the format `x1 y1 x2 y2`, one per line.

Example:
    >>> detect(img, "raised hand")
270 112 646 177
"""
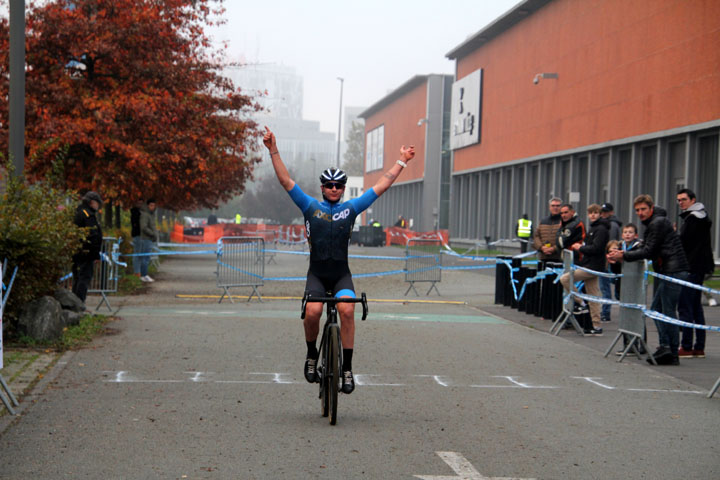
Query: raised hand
400 145 415 162
263 126 277 151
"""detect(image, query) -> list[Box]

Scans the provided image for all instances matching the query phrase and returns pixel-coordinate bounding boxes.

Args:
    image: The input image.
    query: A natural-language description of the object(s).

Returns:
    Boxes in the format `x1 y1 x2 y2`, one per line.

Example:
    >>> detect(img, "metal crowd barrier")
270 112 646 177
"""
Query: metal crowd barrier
405 238 442 296
277 227 307 251
255 230 279 264
1 261 20 415
216 236 264 303
88 237 121 311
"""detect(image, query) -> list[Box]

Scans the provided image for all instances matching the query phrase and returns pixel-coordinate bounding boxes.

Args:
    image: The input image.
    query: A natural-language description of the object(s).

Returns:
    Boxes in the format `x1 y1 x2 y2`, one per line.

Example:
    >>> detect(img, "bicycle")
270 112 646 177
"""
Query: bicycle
301 291 368 425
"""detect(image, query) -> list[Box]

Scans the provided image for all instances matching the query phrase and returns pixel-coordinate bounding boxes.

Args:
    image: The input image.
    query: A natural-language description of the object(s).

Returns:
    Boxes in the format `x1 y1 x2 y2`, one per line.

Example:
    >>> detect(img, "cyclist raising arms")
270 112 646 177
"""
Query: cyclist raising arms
263 126 415 394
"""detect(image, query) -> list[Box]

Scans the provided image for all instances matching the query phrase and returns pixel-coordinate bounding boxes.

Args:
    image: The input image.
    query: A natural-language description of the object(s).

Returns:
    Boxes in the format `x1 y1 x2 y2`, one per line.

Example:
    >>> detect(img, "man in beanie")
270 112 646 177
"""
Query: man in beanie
72 191 103 303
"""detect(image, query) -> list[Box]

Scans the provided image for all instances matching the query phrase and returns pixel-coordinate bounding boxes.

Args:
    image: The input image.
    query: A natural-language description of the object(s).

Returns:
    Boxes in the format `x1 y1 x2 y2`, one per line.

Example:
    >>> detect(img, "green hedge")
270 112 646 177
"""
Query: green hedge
1 175 85 333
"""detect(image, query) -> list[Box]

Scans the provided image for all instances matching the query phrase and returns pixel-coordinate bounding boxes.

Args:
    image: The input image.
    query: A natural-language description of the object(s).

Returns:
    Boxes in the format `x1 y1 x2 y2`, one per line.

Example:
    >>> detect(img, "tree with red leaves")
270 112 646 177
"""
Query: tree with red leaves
0 0 263 211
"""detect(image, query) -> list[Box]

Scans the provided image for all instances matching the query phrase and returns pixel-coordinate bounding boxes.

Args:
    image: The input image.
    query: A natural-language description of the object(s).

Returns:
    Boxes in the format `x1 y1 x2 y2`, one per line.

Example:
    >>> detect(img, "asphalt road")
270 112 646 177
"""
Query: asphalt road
1 246 718 479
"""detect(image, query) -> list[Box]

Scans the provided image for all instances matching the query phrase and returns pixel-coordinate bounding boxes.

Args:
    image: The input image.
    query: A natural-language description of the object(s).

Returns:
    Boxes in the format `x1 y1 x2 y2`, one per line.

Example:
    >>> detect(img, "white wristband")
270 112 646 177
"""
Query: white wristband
396 159 407 168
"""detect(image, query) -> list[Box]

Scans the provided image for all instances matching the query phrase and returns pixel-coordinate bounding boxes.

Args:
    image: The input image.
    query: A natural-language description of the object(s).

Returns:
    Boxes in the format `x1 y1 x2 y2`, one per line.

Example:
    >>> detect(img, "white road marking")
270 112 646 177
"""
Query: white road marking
355 374 406 386
415 451 535 480
573 376 615 389
186 371 212 382
415 375 452 387
468 376 558 389
103 371 183 383
496 376 558 389
99 371 705 394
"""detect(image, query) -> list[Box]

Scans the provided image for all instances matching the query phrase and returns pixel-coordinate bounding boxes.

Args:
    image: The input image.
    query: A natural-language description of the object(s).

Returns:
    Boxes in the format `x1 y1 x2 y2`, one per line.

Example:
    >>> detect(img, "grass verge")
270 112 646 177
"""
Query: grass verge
10 313 112 351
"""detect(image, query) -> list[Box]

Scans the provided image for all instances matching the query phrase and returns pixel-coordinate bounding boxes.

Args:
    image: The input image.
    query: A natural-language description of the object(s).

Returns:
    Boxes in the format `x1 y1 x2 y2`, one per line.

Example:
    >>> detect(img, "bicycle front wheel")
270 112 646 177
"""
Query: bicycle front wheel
328 325 340 425
320 345 329 418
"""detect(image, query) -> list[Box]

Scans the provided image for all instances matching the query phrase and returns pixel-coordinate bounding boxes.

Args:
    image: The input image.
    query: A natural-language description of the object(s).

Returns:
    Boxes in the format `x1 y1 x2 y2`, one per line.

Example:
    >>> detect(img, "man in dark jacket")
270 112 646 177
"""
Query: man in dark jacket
532 197 563 261
560 204 607 334
556 204 586 262
676 188 715 358
607 194 690 365
72 191 103 303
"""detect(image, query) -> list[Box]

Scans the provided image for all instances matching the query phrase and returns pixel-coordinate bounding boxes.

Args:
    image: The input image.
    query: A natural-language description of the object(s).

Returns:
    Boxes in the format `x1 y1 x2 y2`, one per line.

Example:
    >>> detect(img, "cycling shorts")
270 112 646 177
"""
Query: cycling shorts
305 270 356 298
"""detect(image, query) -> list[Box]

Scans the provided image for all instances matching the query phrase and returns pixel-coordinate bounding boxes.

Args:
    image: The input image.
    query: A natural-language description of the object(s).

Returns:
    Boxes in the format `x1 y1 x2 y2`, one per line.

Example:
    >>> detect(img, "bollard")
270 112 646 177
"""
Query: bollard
532 260 546 317
540 261 554 319
501 256 513 307
510 257 522 309
518 265 534 313
548 262 564 321
494 256 508 305
525 271 537 315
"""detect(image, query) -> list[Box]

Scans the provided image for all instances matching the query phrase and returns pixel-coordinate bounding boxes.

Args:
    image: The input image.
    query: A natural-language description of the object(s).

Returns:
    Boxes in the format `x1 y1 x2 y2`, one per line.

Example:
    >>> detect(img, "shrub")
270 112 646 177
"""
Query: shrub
0 174 85 334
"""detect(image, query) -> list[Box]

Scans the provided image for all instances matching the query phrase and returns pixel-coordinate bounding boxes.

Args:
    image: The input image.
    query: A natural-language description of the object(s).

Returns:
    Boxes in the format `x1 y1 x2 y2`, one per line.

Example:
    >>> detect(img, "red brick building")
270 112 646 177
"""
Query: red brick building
363 0 720 252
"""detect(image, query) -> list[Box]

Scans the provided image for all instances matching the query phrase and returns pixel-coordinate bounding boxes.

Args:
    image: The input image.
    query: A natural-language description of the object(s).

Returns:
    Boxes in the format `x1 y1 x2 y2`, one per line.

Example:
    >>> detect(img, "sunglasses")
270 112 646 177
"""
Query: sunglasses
323 182 345 190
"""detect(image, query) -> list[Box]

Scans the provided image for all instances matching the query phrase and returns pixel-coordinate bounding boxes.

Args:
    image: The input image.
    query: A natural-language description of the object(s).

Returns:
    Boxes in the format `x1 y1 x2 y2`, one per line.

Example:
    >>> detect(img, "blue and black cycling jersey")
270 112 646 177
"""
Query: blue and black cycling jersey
288 184 378 276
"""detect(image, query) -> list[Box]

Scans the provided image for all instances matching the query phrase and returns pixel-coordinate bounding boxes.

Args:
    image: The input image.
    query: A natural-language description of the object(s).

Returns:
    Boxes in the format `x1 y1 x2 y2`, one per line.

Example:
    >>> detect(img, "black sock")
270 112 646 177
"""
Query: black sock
343 349 353 371
306 341 317 359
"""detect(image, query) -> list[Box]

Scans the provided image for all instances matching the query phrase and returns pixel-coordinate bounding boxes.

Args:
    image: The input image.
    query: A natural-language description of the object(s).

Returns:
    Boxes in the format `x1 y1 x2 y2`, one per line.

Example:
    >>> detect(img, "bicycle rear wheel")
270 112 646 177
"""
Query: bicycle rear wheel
328 325 340 425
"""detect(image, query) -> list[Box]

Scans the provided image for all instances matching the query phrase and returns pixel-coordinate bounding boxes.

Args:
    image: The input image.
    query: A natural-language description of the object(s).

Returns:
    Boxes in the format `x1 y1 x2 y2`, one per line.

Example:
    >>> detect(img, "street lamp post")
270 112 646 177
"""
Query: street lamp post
9 0 26 178
336 77 344 168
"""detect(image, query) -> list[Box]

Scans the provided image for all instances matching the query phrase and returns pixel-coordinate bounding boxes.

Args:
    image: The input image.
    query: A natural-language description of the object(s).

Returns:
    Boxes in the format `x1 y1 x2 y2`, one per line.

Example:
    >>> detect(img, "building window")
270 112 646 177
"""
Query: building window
365 125 384 172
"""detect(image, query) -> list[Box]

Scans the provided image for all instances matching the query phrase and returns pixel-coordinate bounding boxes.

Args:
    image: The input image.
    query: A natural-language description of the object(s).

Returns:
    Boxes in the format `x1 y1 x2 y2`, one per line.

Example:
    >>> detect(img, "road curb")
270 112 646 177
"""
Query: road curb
0 350 76 434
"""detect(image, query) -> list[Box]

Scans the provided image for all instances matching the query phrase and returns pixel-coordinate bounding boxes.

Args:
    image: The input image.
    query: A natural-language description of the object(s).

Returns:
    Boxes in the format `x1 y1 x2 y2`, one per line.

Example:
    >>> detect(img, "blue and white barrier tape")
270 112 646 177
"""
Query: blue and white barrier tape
123 250 216 257
646 270 720 297
353 269 407 278
574 265 622 279
265 249 309 256
158 242 217 248
216 260 263 280
2 265 18 309
569 290 720 332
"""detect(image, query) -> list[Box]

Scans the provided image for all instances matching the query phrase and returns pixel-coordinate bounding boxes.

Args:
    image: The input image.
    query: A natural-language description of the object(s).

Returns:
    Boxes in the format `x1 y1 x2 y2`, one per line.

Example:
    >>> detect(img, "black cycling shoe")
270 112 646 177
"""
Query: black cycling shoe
341 370 355 394
304 358 319 383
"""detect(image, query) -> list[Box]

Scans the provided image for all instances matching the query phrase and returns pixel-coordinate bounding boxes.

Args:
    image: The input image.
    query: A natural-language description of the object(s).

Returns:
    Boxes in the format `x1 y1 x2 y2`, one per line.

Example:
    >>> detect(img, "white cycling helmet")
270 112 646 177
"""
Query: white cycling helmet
319 167 347 185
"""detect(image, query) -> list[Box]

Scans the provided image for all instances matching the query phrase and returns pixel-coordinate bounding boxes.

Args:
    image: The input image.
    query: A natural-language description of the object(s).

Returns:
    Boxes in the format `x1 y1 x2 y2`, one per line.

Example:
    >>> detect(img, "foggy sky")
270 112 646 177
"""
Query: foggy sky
213 0 520 135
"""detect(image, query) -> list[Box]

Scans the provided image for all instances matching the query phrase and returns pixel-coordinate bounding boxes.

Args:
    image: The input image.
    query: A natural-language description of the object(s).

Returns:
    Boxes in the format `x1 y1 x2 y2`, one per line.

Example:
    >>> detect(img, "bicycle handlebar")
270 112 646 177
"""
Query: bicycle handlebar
301 292 369 321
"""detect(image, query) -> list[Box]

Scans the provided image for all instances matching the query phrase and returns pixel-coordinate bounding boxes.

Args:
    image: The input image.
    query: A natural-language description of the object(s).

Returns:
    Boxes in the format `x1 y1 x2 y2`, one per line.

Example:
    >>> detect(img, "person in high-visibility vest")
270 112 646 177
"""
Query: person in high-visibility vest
235 213 242 224
517 214 533 253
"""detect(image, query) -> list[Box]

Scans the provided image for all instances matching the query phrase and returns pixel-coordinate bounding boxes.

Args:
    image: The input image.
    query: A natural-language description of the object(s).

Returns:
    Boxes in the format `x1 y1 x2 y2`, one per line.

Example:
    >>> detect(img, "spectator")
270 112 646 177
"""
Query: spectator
556 204 585 260
394 215 407 228
130 201 142 278
139 199 158 283
607 194 689 365
676 188 715 359
600 203 622 241
207 213 218 225
609 223 646 355
72 191 103 303
599 203 622 322
516 213 533 253
532 197 563 262
560 204 606 335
